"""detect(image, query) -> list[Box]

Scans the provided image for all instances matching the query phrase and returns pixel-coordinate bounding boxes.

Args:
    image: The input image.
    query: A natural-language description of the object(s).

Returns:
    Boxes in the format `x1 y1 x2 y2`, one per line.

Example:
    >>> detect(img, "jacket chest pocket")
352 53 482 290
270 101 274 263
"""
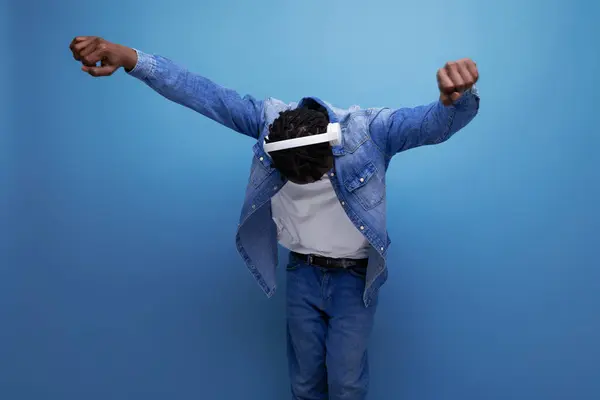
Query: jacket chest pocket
343 161 384 210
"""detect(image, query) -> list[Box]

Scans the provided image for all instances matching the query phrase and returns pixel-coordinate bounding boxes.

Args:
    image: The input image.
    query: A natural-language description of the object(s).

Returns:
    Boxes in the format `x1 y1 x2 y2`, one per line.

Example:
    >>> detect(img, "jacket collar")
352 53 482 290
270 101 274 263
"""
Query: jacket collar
297 96 339 123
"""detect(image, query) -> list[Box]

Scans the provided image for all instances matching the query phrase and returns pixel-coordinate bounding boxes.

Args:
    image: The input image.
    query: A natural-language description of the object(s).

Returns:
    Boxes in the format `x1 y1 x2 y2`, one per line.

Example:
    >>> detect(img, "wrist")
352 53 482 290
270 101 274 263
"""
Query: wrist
120 45 138 72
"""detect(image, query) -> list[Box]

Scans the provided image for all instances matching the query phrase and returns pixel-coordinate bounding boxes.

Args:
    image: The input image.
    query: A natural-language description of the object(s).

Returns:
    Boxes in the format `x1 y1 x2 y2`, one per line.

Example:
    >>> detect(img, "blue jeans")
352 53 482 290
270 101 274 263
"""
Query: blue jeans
285 253 378 400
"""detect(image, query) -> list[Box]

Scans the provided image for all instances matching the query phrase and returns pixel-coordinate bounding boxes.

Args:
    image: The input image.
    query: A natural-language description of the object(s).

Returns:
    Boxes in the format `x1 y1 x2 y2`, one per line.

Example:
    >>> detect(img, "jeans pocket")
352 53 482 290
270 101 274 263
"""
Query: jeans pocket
286 262 301 271
348 266 367 279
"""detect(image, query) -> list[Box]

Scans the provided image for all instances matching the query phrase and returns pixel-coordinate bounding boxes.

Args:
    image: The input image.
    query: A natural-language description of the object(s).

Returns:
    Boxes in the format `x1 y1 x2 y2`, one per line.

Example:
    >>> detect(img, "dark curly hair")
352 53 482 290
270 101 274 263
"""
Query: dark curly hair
266 105 333 184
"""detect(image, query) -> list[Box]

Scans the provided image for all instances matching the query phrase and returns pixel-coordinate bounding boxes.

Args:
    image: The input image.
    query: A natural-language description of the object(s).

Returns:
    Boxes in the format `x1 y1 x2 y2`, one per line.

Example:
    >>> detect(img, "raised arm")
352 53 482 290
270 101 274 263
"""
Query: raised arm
369 58 480 157
69 36 264 139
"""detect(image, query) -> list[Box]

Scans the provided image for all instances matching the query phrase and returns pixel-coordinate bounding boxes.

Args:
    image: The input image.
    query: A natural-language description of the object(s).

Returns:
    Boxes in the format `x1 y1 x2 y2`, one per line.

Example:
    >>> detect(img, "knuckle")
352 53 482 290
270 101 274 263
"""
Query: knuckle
98 44 110 55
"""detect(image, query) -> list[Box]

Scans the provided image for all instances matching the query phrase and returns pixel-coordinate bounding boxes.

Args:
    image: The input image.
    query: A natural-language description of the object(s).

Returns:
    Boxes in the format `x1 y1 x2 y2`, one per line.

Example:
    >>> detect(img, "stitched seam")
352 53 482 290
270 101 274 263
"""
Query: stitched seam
366 108 391 159
444 106 457 141
343 110 371 154
419 103 436 143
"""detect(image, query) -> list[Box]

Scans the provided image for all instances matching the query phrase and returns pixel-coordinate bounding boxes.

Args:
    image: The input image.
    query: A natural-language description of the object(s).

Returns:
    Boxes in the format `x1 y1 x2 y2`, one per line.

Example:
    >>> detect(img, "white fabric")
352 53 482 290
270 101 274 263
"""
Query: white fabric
271 175 370 259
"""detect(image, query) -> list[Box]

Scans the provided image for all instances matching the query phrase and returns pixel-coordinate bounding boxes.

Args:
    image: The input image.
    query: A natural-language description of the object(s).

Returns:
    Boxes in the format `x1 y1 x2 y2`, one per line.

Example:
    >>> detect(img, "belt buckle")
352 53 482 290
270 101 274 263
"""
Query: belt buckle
307 254 314 265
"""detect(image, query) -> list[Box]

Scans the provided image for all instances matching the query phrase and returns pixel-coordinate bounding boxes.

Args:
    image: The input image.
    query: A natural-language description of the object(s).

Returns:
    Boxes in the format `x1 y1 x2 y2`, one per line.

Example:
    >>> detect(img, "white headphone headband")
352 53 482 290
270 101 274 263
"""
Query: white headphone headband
263 123 342 153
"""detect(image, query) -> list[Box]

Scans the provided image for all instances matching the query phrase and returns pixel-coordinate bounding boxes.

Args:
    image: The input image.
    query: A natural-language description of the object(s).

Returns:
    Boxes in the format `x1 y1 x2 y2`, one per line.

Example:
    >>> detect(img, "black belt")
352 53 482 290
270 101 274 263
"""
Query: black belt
290 251 368 269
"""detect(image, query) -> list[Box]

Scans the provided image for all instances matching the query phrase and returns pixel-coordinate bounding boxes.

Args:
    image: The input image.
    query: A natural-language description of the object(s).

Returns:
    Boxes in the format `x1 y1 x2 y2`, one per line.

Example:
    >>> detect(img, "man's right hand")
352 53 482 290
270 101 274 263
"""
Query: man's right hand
69 36 138 77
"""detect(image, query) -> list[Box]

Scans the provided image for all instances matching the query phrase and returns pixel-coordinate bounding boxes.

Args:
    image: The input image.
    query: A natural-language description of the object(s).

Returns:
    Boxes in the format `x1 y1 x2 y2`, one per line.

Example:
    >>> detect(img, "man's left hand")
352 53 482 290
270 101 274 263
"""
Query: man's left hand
437 58 479 106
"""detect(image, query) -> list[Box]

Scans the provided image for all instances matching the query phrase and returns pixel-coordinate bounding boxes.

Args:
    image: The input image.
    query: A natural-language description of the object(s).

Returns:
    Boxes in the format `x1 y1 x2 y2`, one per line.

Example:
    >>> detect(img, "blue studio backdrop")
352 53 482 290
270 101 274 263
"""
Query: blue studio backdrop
2 0 599 399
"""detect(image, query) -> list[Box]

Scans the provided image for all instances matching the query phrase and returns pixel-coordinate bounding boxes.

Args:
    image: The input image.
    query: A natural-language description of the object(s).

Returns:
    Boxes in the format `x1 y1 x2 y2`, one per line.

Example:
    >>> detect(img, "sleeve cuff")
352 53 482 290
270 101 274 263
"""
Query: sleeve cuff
452 85 480 110
126 49 156 80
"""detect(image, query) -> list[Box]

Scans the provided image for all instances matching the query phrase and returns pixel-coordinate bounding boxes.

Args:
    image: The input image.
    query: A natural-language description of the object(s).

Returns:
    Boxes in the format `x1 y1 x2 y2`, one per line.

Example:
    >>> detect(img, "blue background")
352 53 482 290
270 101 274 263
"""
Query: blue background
3 0 599 399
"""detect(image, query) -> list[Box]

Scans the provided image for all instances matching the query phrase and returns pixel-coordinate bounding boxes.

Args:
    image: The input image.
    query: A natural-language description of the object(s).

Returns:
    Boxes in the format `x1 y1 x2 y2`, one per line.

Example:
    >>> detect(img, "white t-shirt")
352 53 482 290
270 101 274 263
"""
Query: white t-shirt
271 175 370 259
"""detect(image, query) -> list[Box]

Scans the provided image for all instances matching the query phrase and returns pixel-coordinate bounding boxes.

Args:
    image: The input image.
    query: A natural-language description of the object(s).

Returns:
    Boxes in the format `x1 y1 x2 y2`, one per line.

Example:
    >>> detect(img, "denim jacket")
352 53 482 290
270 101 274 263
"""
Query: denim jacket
127 49 480 307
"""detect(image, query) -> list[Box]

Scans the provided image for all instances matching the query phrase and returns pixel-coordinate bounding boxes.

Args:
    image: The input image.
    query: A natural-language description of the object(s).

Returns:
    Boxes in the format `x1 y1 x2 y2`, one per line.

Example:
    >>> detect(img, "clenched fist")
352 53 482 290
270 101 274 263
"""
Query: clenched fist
69 36 137 77
437 58 479 106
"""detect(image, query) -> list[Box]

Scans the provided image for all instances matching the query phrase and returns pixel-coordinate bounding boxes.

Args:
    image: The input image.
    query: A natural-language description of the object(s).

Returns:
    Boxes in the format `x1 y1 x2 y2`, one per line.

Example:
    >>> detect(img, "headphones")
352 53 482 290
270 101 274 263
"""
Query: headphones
263 123 342 153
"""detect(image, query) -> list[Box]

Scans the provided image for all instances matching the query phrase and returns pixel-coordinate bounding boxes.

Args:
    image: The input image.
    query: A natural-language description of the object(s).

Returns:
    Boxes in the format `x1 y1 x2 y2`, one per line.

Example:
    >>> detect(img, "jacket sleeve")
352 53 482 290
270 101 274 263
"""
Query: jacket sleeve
126 49 264 139
369 87 480 157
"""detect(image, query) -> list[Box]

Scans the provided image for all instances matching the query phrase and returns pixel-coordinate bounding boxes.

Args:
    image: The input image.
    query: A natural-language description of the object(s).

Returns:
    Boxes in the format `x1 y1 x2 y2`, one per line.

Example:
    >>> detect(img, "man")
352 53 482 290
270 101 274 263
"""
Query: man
69 36 480 400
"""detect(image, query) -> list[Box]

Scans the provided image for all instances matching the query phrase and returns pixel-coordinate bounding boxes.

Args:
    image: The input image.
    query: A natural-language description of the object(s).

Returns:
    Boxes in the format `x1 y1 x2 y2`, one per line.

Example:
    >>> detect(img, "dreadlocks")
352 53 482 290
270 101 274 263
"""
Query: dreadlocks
266 106 333 184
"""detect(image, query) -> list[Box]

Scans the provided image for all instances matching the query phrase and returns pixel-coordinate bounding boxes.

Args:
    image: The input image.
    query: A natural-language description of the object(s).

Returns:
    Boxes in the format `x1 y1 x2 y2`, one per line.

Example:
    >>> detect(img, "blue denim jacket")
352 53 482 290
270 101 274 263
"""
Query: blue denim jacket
127 49 480 307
